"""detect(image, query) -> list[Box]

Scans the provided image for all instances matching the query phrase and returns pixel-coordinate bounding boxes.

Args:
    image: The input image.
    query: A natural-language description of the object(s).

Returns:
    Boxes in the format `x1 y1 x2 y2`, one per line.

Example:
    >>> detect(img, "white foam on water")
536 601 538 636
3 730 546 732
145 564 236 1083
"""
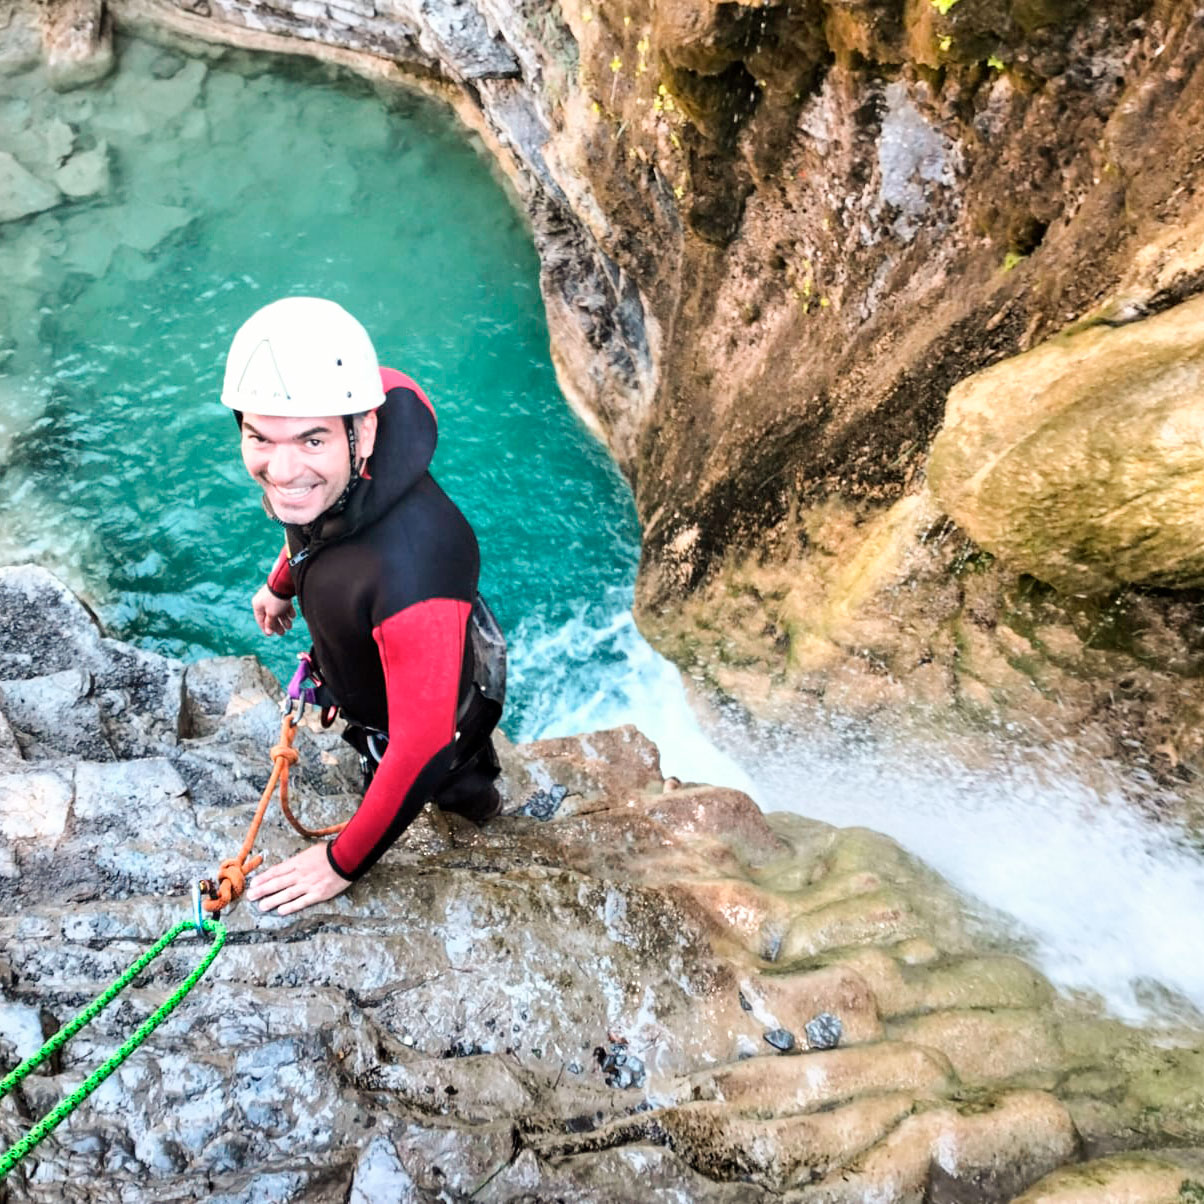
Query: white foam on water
512 598 1204 1025
508 594 756 795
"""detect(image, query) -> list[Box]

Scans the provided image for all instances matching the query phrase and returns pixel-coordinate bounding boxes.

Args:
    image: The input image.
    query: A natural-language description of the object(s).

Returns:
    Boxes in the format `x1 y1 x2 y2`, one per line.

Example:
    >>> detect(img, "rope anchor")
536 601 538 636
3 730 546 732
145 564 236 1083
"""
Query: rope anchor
0 917 226 1179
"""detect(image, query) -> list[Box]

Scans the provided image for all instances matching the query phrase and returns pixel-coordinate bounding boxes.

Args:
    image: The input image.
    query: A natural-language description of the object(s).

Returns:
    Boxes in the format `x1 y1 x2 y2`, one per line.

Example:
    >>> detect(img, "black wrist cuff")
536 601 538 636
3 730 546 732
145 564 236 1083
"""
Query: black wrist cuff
325 841 354 881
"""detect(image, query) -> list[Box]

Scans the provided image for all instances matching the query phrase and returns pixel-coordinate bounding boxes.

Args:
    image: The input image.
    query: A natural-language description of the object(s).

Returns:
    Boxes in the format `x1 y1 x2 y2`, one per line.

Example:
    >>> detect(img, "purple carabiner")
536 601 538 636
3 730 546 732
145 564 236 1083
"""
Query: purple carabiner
287 653 319 705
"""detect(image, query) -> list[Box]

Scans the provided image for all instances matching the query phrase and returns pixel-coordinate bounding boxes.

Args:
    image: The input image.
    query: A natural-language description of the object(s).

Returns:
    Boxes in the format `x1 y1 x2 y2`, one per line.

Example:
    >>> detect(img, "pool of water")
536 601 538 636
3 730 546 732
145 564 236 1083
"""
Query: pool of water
0 36 657 740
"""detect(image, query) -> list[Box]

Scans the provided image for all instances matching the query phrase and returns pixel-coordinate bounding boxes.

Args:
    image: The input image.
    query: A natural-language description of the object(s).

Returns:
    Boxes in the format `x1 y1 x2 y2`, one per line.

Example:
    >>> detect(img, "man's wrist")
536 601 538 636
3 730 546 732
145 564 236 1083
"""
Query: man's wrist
325 841 353 881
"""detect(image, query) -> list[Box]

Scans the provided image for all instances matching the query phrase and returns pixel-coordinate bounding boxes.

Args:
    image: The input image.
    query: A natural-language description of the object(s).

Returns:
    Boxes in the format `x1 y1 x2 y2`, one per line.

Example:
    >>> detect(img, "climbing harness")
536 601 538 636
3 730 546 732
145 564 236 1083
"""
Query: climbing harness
199 681 347 916
0 917 226 1179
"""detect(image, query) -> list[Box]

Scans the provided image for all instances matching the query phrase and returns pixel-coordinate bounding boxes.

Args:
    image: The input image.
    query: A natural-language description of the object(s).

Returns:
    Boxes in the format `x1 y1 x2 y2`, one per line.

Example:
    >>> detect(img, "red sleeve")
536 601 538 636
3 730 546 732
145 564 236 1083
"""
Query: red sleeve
266 545 294 599
379 366 435 420
327 597 472 879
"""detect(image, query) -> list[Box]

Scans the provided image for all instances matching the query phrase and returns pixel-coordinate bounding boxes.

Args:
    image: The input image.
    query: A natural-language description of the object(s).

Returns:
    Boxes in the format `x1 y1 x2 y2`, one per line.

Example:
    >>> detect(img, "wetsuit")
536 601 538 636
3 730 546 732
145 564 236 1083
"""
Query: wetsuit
262 368 500 880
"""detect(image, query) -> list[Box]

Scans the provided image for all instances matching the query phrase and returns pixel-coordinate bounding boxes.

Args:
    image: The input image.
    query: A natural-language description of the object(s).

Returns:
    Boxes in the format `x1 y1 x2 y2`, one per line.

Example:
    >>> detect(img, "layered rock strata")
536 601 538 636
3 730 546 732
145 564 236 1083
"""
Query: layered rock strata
2 565 1204 1201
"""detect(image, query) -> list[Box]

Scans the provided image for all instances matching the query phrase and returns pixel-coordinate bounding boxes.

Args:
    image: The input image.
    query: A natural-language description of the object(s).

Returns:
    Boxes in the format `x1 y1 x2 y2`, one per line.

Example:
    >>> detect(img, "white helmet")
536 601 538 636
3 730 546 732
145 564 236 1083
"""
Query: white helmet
221 297 384 417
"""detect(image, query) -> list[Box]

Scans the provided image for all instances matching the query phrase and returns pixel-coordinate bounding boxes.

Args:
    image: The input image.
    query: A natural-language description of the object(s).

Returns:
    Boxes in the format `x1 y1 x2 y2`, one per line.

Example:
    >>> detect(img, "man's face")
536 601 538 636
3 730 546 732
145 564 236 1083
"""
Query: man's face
240 412 374 525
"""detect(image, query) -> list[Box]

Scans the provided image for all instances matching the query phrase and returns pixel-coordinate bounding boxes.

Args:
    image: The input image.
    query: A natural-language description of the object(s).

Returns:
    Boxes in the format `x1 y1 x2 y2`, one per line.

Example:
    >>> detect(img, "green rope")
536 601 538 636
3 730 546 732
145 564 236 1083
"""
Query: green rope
0 916 226 1179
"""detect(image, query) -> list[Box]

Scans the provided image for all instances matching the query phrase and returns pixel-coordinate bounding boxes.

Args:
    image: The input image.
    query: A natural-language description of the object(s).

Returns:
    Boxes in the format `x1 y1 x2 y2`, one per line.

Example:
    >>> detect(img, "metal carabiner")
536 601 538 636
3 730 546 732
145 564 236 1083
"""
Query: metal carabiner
191 879 208 936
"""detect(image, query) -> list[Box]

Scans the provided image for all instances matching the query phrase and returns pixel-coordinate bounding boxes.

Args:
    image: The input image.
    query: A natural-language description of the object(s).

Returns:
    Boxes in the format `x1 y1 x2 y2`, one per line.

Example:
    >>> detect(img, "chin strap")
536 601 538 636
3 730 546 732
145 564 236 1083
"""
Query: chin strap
323 414 362 516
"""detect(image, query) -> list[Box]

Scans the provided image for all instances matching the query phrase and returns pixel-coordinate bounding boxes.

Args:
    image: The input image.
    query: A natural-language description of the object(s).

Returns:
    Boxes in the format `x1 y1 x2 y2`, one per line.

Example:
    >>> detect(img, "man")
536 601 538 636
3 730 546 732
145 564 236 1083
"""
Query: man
221 296 504 916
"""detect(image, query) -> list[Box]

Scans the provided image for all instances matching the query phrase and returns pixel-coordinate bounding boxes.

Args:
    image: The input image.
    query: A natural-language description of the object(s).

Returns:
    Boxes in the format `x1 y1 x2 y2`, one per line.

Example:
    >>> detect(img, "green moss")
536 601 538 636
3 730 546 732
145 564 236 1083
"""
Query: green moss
931 0 961 13
950 546 995 576
1181 1181 1204 1202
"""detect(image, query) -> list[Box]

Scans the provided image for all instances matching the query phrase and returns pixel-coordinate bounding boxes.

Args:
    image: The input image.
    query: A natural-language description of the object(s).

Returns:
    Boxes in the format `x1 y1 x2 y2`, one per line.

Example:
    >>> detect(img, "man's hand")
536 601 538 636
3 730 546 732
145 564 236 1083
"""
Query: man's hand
247 843 351 915
253 585 295 636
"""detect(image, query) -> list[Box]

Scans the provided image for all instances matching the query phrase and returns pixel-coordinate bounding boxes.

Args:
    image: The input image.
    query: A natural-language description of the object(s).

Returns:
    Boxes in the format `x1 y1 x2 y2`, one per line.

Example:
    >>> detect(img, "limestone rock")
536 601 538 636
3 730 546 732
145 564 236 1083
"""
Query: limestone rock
43 0 114 92
929 293 1204 596
0 767 72 842
108 201 194 255
0 151 61 223
0 576 1202 1198
0 10 42 78
1015 1152 1204 1203
887 1008 1064 1086
0 669 113 761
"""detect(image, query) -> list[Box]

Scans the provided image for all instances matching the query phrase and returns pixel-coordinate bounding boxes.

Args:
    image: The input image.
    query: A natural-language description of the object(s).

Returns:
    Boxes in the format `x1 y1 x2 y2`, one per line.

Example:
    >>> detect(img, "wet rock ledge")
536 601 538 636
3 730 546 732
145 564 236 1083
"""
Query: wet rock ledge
1 563 1203 1203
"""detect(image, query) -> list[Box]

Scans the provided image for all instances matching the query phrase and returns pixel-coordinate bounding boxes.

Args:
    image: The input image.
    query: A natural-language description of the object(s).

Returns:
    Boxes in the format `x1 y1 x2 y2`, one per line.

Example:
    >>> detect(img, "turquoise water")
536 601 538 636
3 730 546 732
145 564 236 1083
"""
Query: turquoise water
0 37 640 738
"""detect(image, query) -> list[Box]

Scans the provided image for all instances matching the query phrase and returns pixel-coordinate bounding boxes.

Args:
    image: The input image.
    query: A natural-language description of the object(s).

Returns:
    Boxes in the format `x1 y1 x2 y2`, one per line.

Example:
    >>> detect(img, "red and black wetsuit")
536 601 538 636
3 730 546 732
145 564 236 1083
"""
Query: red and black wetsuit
262 368 496 880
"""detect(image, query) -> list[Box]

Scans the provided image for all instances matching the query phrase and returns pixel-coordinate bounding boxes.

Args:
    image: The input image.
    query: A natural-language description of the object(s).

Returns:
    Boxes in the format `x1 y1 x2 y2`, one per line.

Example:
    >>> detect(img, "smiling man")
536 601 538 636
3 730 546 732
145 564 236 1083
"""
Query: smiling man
222 297 504 915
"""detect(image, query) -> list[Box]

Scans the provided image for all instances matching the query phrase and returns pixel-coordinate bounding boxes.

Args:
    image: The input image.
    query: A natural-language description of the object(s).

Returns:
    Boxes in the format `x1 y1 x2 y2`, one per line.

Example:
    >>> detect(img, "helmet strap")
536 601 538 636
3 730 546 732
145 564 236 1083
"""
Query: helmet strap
320 415 361 516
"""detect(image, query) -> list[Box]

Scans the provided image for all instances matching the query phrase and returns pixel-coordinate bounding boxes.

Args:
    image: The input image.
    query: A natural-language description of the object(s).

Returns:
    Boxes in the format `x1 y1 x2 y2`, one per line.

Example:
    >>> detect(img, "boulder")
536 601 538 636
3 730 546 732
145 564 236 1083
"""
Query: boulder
43 0 114 92
53 141 110 199
1015 1152 1204 1203
929 293 1204 596
0 9 42 77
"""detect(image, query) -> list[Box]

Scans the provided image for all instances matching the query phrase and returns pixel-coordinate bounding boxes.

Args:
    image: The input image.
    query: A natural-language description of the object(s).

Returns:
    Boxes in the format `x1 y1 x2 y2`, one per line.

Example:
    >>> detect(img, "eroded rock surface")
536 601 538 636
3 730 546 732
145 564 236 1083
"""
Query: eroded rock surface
1 567 1203 1201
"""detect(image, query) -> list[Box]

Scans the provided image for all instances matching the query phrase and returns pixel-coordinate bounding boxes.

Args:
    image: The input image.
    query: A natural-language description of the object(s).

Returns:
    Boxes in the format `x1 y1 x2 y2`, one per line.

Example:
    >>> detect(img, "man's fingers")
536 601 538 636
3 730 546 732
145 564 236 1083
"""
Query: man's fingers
248 865 288 897
257 882 307 912
277 891 317 916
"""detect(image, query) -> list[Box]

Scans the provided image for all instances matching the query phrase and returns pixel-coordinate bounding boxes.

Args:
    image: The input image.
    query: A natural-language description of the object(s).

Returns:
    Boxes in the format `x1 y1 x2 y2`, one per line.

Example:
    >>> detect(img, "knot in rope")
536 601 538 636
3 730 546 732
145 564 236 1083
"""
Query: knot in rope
211 852 264 911
269 742 300 767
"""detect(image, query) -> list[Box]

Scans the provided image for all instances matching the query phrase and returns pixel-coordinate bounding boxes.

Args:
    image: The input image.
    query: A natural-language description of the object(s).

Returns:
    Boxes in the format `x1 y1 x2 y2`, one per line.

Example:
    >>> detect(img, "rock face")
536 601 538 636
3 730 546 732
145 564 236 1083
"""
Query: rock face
2 566 1204 1201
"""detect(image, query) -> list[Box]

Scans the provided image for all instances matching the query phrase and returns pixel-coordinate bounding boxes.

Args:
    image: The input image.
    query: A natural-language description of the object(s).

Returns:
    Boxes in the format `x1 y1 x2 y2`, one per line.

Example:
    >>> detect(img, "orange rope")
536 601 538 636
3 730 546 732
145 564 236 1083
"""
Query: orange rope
203 711 347 913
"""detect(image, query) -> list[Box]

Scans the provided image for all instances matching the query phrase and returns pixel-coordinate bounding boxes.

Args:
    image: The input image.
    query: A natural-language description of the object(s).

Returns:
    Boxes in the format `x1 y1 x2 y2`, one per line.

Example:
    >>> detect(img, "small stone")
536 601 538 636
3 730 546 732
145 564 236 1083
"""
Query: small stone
519 784 568 821
805 1012 843 1051
738 990 752 1011
764 1027 796 1053
625 1055 646 1087
597 1039 646 1087
54 142 110 200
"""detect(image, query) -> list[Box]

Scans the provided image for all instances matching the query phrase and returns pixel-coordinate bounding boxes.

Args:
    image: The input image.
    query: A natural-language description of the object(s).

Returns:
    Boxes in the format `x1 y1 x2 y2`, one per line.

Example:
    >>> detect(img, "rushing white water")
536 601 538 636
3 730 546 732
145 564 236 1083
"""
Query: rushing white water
508 586 757 794
514 597 1204 1025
